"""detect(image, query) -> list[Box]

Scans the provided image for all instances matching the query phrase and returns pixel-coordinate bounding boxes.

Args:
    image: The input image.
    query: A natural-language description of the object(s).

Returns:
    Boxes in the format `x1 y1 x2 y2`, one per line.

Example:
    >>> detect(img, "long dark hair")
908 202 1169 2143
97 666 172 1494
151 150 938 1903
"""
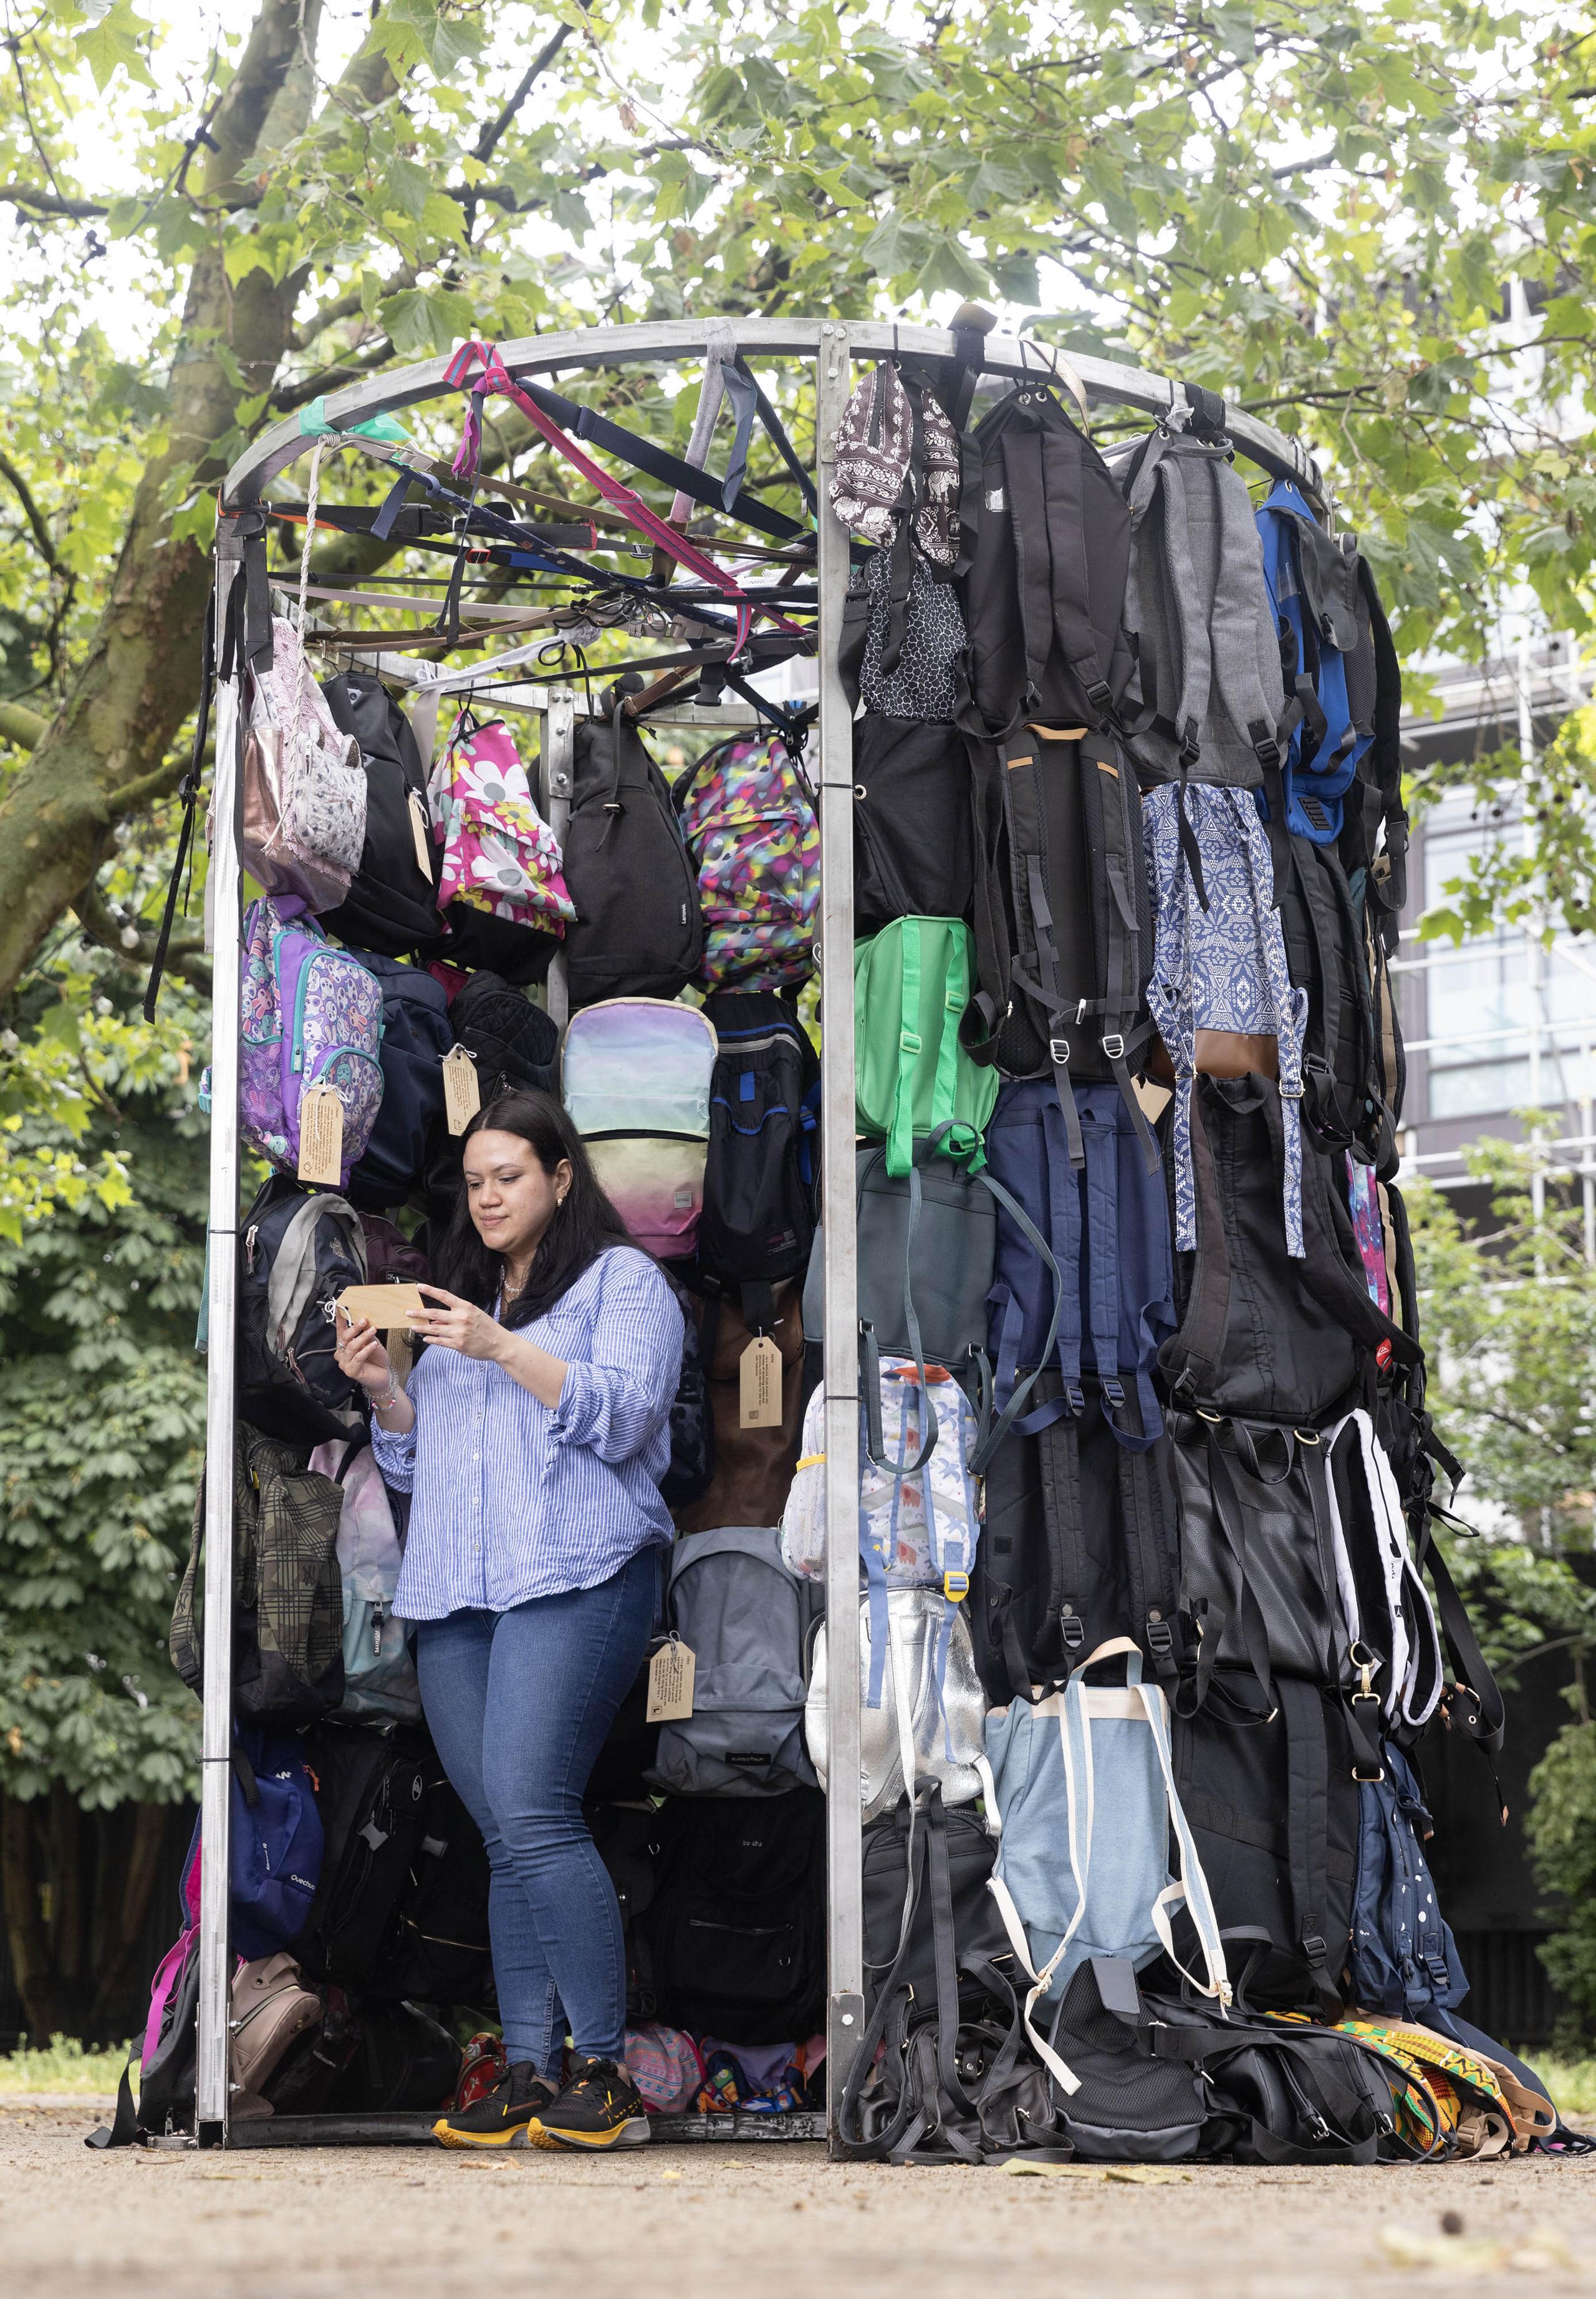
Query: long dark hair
436 1090 634 1328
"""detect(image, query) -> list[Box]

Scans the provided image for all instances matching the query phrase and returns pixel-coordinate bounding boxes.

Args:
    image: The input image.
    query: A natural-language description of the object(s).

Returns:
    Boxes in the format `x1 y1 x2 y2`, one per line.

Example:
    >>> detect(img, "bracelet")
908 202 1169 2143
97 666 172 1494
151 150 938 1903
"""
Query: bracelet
372 1375 401 1412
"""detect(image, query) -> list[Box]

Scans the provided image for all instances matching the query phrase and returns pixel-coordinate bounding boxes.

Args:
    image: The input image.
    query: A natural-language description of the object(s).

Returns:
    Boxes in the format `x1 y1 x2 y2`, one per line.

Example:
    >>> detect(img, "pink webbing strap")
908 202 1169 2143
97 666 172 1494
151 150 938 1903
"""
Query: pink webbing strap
445 342 799 652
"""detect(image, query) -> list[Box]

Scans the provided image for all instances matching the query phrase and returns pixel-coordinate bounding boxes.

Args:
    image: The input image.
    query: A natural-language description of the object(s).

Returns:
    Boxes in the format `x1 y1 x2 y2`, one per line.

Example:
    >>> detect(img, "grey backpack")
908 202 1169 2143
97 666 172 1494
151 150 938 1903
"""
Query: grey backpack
646 1526 820 1798
1116 417 1289 822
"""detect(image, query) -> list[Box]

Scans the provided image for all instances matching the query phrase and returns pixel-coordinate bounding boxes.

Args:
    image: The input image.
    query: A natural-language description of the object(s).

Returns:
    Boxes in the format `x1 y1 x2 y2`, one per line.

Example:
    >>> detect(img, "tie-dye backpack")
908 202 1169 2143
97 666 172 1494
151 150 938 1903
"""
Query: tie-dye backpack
675 732 819 992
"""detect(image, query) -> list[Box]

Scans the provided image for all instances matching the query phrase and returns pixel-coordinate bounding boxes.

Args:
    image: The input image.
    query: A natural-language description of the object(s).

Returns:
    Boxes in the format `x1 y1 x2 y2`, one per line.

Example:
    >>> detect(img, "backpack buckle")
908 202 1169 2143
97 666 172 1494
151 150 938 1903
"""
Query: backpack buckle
1146 1616 1173 1661
1060 1608 1085 1650
1102 1033 1125 1061
1301 1933 1327 1964
1102 1376 1125 1408
943 1570 970 1603
1085 679 1113 716
900 1029 922 1056
1049 1036 1071 1066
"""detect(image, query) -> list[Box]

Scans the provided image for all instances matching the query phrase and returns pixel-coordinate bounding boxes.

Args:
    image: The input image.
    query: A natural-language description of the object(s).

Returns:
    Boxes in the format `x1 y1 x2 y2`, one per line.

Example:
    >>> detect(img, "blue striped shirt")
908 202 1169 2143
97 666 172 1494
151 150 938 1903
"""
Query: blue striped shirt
373 1245 682 1621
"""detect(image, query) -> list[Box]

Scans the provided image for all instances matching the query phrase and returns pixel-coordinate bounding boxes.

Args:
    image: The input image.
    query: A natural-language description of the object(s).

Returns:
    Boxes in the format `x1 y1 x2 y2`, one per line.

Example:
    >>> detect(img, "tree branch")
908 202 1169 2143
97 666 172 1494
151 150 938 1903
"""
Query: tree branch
474 24 570 163
0 699 47 751
72 874 211 996
271 337 394 413
0 182 107 219
0 448 69 580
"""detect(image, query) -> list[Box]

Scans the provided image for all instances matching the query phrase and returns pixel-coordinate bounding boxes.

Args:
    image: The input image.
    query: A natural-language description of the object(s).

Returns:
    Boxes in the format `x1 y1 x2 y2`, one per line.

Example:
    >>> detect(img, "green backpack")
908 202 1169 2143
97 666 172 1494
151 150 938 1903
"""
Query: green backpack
854 917 998 1177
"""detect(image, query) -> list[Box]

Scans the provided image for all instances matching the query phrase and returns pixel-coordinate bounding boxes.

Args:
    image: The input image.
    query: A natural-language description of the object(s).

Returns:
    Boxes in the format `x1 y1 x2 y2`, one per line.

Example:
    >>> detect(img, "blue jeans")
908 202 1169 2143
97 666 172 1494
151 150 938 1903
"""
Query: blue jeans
415 1545 658 2073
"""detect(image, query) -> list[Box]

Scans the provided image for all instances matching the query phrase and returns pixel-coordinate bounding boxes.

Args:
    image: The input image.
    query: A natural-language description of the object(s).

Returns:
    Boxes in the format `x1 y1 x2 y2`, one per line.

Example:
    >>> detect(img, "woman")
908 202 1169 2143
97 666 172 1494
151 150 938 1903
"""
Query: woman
334 1090 682 2154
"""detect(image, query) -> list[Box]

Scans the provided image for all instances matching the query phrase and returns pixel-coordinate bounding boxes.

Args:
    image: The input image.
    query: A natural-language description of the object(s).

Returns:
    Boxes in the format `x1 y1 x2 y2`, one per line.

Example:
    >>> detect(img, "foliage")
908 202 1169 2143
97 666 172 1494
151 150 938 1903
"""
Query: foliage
1526 1722 1596 2042
0 2032 135 2091
0 910 207 1808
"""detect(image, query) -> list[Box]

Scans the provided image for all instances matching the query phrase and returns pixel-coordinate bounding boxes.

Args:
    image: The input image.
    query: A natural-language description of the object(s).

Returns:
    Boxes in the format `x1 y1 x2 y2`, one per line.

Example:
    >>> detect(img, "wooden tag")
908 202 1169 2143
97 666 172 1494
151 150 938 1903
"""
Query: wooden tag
336 1284 428 1330
442 1045 481 1135
739 1333 783 1429
297 1083 344 1186
647 1636 696 1723
408 786 434 877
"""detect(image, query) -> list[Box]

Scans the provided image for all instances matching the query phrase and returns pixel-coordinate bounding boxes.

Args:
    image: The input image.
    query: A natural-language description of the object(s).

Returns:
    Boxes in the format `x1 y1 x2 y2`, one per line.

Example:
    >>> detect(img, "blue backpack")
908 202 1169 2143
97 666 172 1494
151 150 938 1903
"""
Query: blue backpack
347 953 452 1207
1254 481 1375 845
180 1727 325 1961
1347 1742 1468 2023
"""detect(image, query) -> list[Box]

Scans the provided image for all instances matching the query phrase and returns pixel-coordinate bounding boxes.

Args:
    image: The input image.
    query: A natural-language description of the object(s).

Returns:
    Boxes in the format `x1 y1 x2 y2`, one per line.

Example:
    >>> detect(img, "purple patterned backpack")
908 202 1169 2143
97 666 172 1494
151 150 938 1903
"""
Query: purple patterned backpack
674 734 819 992
240 897 385 1188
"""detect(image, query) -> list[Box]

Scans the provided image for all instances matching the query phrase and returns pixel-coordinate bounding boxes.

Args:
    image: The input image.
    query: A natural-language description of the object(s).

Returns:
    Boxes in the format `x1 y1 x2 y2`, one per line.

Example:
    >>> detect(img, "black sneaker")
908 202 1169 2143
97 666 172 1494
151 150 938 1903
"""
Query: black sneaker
527 2054 651 2152
433 2060 556 2149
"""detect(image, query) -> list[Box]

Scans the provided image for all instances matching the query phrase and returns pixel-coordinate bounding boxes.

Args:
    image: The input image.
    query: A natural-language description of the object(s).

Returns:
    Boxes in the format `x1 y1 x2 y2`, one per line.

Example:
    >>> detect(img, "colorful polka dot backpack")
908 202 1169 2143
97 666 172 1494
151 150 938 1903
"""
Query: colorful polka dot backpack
675 732 819 992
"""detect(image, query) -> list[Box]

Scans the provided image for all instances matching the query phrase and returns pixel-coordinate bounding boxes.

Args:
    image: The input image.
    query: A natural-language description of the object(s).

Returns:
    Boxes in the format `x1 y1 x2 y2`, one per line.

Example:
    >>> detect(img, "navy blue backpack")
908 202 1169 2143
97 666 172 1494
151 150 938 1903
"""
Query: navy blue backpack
1347 1742 1468 2023
347 954 451 1207
180 1727 325 1961
1255 481 1375 846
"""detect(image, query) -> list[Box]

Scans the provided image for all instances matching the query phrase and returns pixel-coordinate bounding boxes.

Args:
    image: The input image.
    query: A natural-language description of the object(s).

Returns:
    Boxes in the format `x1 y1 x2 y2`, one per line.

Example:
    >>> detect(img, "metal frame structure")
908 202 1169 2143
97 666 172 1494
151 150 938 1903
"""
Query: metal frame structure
199 317 1324 2153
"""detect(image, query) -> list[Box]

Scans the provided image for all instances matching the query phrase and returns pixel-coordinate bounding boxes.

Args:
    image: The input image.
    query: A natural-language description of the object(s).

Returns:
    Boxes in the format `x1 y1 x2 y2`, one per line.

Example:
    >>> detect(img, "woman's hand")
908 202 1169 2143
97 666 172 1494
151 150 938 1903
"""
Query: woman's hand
411 1284 506 1362
334 1313 395 1396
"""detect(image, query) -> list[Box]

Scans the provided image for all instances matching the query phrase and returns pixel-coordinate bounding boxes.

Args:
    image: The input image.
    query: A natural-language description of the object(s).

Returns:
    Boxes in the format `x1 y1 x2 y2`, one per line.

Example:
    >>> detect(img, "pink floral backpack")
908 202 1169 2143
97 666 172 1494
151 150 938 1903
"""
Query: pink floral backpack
674 732 819 992
429 710 575 934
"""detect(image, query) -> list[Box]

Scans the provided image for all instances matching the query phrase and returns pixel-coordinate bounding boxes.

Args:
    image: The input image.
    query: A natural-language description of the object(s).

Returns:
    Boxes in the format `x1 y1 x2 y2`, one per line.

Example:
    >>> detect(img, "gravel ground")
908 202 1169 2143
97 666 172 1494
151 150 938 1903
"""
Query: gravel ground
2 2100 1593 2299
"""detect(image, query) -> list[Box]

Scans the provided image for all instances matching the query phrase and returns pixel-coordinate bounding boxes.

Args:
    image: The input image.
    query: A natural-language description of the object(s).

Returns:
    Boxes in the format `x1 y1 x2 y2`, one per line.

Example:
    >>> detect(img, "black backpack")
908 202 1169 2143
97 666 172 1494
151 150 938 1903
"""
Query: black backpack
965 724 1158 1176
328 2000 463 2114
645 1789 825 2044
422 971 559 1217
696 991 818 1316
560 707 703 1008
238 1174 367 1445
346 954 452 1210
590 1800 666 2017
852 714 976 936
658 1271 715 1512
296 1721 427 1991
958 385 1136 742
317 670 448 958
1159 1075 1420 1426
387 1755 494 2005
1276 837 1388 1166
971 1372 1183 1704
1171 1666 1358 2015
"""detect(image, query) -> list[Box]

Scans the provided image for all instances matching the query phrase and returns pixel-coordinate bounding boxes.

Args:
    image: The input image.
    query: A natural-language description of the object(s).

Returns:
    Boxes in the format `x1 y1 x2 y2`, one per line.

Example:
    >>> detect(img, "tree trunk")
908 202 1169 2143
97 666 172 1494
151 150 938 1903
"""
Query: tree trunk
0 0 322 1004
1 1798 64 2042
90 1805 171 2033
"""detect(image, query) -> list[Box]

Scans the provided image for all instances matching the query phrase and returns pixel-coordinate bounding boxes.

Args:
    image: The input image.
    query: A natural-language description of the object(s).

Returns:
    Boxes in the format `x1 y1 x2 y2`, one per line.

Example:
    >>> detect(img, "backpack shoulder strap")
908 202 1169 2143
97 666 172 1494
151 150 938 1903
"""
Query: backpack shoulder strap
1000 418 1056 723
1275 1677 1345 2018
1038 411 1117 726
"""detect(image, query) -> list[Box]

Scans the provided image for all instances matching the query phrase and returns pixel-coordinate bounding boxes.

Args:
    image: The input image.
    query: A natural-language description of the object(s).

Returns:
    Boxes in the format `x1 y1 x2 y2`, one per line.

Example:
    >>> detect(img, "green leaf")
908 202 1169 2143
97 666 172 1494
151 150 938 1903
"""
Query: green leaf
379 286 476 357
383 157 433 226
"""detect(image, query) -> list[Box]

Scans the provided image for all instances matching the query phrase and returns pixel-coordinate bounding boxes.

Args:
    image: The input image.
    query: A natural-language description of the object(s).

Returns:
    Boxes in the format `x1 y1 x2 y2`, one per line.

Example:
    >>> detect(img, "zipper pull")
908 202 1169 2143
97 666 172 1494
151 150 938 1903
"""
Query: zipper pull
373 1598 385 1660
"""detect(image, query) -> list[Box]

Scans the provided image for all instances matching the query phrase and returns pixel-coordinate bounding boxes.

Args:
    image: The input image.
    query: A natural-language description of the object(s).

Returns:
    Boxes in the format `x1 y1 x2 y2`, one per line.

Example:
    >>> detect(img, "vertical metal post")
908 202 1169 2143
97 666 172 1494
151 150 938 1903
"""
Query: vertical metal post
195 547 244 2145
814 324 865 2145
543 684 576 1030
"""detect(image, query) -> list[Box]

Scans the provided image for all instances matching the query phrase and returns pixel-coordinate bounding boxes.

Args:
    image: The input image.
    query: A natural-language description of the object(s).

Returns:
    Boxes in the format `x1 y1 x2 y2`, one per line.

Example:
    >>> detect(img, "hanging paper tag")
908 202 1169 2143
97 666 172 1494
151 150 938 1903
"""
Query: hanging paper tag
408 786 434 878
297 1083 344 1186
647 1635 696 1723
739 1334 783 1429
442 1045 481 1135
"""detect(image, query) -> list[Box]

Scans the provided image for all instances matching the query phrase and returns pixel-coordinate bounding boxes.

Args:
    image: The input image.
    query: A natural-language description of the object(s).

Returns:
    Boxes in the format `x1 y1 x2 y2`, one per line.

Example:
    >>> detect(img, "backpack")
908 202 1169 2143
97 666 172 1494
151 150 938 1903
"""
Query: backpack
561 709 703 1007
176 1726 325 1964
805 1588 989 1823
385 1754 494 2004
238 615 367 914
970 1373 1183 1705
428 706 575 980
1347 1742 1468 2025
645 1526 819 1798
674 1278 805 1538
675 732 820 993
562 997 717 1260
238 1173 367 1442
848 547 966 721
645 1787 827 2043
984 1078 1175 1452
307 1437 421 1724
317 668 448 958
229 1954 324 2111
986 1640 1229 2086
958 384 1135 742
345 954 451 1209
1275 835 1387 1165
1254 480 1375 845
696 991 818 1312
88 1917 203 2145
967 726 1156 1175
625 2024 706 2115
296 1719 428 1990
852 715 975 936
829 359 960 565
328 2000 463 2114
170 1424 345 1728
658 1269 716 1511
854 916 996 1177
239 897 386 1191
1325 1410 1443 1732
421 969 560 1217
1172 1665 1359 2013
839 1784 1047 2164
359 1209 431 1290
1117 423 1288 805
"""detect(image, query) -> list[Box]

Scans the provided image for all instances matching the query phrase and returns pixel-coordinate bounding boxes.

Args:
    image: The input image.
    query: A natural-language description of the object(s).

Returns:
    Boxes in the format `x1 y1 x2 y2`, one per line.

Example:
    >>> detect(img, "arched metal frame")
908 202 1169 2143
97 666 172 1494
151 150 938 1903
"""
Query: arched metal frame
197 319 1324 2153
